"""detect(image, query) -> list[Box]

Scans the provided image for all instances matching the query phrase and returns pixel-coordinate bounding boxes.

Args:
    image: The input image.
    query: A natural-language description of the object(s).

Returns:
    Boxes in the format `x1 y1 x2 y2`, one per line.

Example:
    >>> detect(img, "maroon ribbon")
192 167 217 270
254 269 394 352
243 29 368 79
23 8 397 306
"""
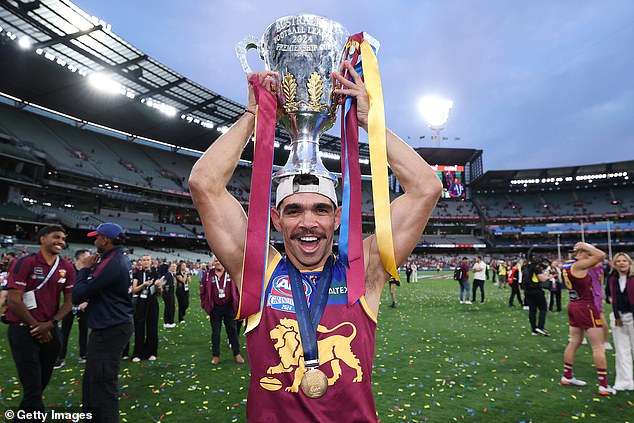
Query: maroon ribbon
237 75 277 320
341 32 366 306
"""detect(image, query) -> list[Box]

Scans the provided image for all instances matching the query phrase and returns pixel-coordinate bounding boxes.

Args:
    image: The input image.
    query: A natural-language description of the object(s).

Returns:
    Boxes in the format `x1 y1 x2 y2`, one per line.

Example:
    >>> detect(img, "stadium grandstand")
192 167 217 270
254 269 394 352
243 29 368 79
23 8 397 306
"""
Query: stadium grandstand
0 0 633 266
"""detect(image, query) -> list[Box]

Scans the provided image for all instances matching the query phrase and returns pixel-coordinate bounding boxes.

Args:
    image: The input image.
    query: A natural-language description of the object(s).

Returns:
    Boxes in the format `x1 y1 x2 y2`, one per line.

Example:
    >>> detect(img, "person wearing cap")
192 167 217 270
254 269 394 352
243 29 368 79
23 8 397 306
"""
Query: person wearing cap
73 222 134 421
189 64 442 421
5 224 75 415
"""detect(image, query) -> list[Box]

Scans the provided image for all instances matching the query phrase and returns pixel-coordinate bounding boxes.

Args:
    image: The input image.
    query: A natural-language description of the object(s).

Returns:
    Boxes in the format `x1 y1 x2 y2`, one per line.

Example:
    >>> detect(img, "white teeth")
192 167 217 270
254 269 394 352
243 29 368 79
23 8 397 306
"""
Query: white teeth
300 237 318 242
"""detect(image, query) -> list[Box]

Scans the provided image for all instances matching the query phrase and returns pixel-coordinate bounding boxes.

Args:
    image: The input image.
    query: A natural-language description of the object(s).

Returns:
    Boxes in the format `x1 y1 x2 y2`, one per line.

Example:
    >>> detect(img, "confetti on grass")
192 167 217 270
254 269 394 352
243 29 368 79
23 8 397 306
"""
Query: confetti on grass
0 273 632 421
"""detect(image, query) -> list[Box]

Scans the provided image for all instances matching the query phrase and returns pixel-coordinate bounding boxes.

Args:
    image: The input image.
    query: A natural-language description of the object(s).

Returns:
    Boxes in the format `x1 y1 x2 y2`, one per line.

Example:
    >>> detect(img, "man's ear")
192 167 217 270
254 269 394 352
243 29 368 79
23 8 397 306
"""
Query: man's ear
271 206 282 232
334 206 342 231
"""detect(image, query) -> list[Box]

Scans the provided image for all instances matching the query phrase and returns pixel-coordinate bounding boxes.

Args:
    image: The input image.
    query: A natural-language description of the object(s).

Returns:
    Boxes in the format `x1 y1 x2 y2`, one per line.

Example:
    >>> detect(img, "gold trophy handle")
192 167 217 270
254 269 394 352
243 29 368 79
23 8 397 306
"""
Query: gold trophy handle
235 35 260 74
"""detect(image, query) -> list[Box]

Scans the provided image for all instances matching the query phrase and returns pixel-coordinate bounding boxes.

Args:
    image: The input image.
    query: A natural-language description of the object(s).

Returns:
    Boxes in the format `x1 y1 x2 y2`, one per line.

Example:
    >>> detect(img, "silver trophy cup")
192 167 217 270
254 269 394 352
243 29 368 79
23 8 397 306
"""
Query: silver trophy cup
236 14 350 182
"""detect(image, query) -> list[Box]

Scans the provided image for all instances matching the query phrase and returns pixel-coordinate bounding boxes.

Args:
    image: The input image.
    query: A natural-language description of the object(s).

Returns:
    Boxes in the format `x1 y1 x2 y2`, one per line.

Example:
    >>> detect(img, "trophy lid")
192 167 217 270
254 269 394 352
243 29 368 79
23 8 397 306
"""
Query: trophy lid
262 14 347 39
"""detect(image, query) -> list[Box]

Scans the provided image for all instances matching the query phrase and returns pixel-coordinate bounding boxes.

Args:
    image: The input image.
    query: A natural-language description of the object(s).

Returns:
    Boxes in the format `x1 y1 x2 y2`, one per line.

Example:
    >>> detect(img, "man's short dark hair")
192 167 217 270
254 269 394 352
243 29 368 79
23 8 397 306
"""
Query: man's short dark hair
111 233 126 246
75 249 90 259
36 225 66 244
294 174 320 186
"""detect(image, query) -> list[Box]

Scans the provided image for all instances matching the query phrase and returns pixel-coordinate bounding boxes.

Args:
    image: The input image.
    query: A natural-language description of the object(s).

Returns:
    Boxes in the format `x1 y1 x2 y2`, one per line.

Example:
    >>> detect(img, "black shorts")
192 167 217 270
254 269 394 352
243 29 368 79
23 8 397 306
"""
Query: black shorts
389 279 401 287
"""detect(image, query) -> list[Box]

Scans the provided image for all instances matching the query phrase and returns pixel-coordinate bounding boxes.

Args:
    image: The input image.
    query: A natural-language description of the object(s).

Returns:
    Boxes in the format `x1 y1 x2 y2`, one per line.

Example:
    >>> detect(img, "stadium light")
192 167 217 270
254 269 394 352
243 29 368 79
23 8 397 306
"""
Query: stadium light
419 96 453 130
142 98 177 117
18 36 32 50
419 95 453 147
88 72 125 95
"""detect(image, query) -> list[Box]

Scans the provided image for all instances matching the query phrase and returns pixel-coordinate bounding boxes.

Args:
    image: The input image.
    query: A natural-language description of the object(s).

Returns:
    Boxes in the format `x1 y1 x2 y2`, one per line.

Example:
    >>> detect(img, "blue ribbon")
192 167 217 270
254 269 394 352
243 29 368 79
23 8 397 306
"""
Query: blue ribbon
339 61 365 269
286 256 334 367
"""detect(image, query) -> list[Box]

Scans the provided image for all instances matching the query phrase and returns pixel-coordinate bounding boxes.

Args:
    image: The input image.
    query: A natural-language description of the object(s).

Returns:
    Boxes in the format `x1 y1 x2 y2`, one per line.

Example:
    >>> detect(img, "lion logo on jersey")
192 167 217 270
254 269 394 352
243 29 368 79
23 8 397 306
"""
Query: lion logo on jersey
264 317 363 393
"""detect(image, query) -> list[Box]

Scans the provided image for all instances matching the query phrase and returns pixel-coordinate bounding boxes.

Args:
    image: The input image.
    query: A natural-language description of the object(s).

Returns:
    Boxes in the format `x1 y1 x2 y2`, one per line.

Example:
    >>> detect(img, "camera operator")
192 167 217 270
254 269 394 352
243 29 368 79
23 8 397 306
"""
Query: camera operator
522 255 551 336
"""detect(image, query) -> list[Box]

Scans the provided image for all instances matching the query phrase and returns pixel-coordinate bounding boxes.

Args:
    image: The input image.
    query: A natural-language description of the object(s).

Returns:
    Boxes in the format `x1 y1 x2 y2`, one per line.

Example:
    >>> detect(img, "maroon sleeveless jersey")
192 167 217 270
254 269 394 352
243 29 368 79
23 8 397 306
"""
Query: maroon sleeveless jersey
562 261 593 302
243 254 378 422
562 262 603 328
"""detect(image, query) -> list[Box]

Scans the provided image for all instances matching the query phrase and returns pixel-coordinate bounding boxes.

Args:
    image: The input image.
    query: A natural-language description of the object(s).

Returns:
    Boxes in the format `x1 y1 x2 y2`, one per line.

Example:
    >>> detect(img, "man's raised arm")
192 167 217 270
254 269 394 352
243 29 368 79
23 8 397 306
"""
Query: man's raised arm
189 71 278 287
333 61 443 302
571 242 606 277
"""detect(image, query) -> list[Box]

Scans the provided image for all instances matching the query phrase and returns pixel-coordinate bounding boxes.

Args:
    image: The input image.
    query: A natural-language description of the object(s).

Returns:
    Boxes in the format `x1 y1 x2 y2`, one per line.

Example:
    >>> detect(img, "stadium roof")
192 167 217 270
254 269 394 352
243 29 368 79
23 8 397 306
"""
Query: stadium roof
414 147 482 166
0 0 369 172
472 160 634 189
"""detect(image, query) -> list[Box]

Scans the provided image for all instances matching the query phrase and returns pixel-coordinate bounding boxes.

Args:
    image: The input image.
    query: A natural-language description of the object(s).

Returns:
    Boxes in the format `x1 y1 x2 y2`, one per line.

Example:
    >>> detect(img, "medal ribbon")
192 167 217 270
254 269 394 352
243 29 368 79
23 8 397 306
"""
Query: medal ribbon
287 256 334 367
237 75 277 320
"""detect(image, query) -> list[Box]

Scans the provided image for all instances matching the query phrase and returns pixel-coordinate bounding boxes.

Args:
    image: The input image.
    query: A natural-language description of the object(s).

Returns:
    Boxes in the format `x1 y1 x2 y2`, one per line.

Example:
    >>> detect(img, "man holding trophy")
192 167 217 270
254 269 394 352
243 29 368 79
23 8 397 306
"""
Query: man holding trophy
189 14 442 421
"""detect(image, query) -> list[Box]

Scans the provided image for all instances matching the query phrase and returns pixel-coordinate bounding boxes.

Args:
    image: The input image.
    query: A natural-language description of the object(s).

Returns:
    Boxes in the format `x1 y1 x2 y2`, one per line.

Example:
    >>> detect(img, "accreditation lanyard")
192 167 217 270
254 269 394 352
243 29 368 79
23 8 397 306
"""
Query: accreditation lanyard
287 256 334 368
141 271 154 297
35 256 60 291
212 272 227 296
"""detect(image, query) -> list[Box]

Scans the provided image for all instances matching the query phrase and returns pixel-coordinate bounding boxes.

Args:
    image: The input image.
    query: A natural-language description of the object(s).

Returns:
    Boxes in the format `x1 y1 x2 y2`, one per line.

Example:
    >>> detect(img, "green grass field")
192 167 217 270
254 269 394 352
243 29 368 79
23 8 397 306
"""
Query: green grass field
1 272 632 422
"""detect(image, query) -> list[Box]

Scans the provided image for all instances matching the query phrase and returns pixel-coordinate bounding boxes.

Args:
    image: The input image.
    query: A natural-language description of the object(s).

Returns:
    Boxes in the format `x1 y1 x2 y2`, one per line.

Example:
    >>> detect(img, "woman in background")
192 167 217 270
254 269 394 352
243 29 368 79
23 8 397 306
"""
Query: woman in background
606 252 634 391
175 261 190 324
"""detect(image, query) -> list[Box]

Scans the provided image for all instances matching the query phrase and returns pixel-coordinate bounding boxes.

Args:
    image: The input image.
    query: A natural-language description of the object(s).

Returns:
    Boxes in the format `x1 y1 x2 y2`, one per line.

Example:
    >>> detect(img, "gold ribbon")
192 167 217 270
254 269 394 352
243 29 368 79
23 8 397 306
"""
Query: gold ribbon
360 40 399 280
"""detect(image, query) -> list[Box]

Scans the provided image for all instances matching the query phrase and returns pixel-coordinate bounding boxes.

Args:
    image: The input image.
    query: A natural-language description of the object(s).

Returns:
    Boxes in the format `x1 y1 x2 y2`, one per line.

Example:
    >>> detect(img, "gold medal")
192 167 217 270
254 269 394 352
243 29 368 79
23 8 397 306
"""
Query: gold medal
300 368 328 399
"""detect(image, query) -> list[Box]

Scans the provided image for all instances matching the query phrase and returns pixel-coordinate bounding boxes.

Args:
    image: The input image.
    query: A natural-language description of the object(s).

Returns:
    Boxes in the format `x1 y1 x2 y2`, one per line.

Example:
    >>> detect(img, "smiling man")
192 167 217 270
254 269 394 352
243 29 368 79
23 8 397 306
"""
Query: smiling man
189 65 442 421
5 224 75 416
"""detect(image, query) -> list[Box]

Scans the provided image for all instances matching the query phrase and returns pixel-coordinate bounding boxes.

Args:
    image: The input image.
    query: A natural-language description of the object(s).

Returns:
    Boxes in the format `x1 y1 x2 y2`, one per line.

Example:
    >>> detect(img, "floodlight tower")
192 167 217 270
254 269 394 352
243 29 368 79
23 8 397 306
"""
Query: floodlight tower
419 96 453 148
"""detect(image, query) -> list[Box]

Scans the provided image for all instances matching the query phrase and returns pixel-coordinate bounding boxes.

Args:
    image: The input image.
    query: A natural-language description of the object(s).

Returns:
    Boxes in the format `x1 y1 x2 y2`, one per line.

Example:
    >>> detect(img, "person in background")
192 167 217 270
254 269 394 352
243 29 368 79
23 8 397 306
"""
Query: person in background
561 242 616 396
200 256 244 365
508 259 524 307
458 257 471 304
5 225 75 415
523 256 550 336
588 263 613 350
606 252 634 391
162 262 177 328
490 259 498 284
131 254 161 361
73 222 134 422
388 276 400 308
55 248 90 369
405 262 413 284
471 256 486 304
175 261 190 324
0 252 16 309
498 260 508 289
548 260 564 312
157 258 169 278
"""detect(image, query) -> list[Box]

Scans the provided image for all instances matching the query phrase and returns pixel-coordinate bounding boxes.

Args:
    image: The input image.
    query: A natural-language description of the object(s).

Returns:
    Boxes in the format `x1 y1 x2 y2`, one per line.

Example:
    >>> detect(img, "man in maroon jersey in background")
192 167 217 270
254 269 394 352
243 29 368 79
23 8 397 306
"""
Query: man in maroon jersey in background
5 225 75 415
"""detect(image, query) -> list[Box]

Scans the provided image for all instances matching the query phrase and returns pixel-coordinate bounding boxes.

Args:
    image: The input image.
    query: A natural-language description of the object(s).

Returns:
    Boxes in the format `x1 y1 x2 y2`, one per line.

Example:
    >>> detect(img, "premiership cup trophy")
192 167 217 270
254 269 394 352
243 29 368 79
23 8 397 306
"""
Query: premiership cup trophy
236 14 350 182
